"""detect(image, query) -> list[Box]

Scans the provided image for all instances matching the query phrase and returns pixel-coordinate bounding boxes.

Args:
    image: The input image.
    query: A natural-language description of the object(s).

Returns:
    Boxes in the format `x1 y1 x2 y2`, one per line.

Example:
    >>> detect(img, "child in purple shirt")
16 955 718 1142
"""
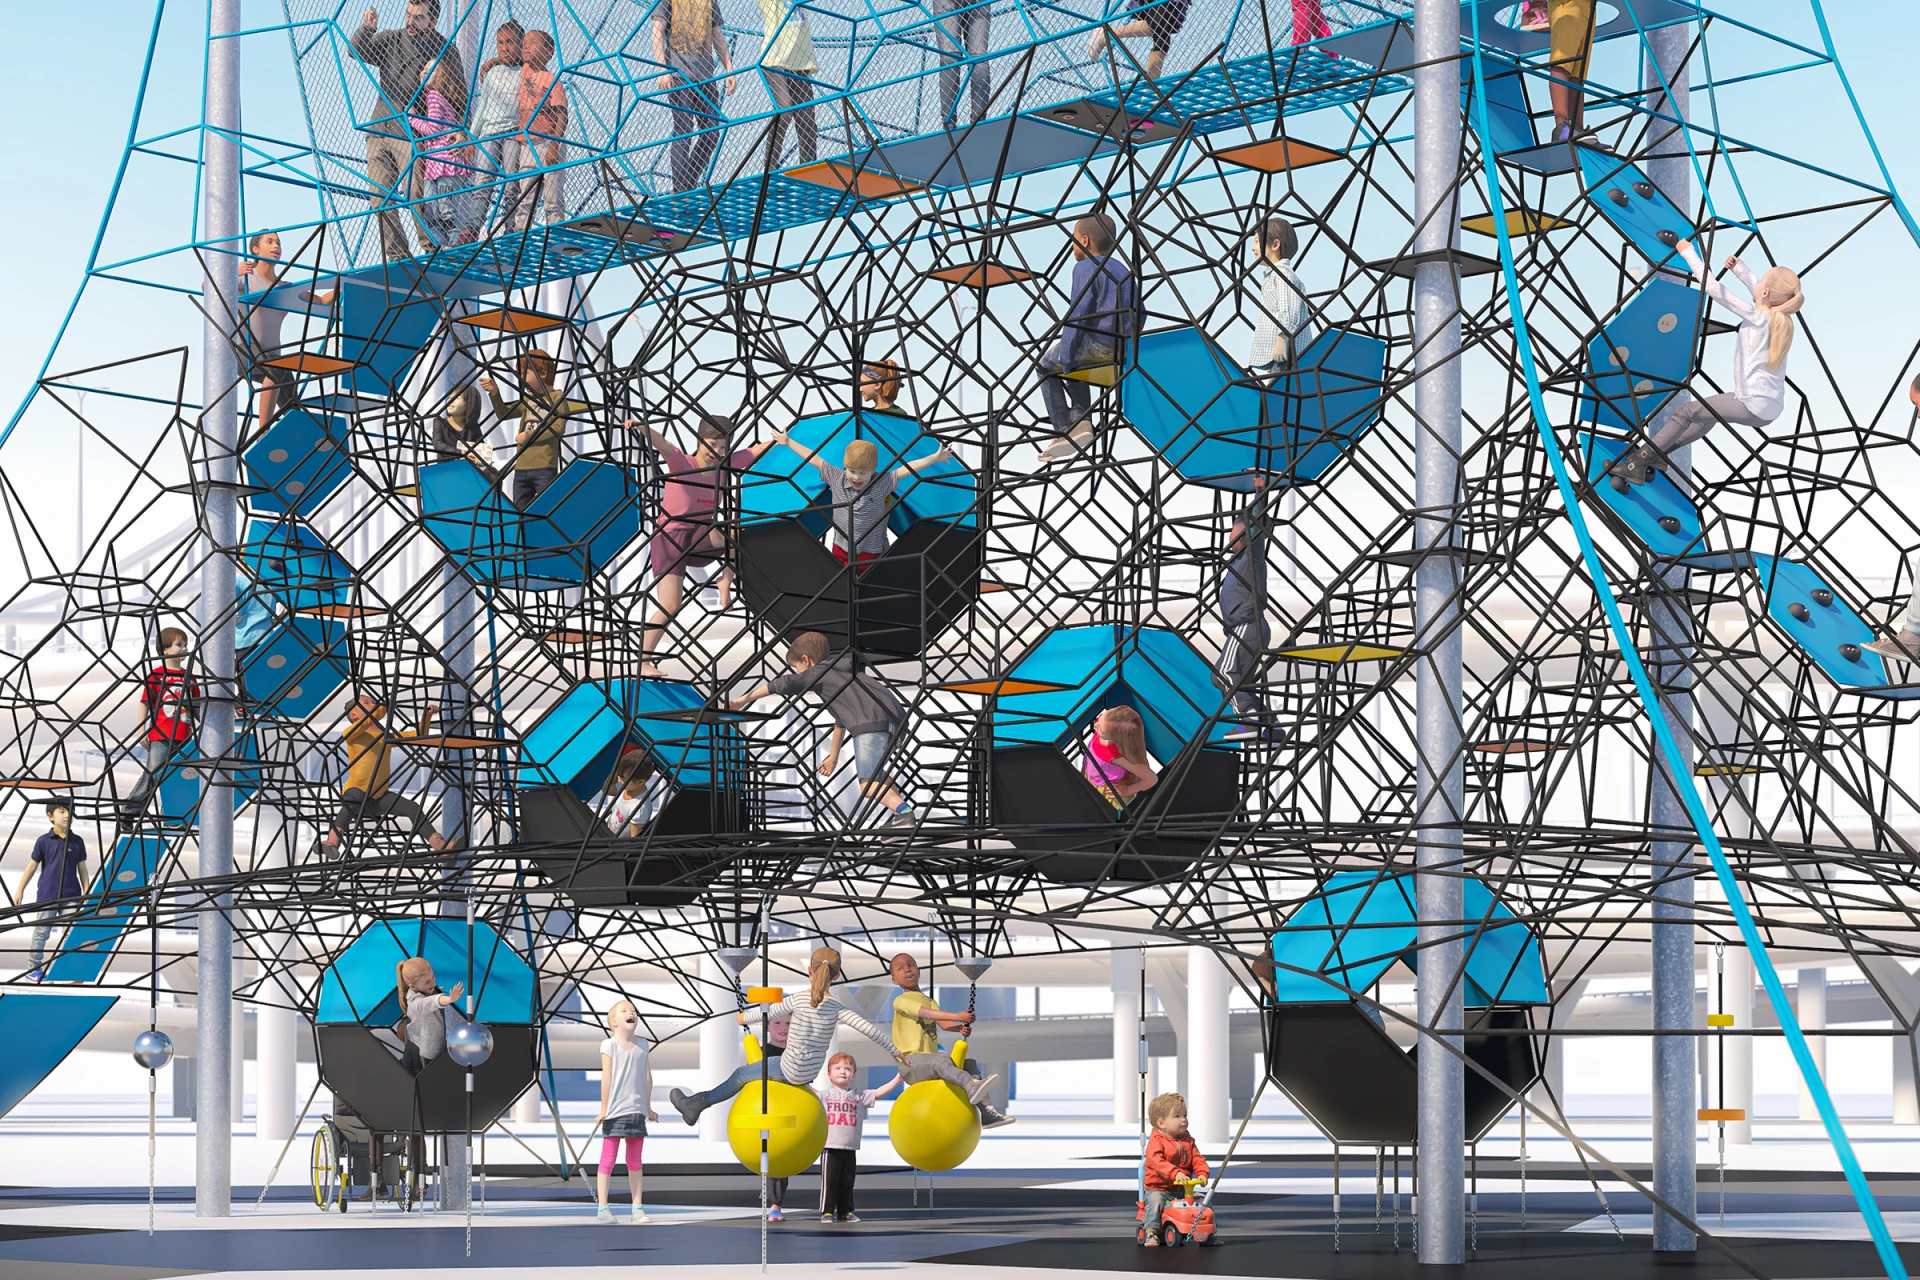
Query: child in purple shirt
14 800 87 982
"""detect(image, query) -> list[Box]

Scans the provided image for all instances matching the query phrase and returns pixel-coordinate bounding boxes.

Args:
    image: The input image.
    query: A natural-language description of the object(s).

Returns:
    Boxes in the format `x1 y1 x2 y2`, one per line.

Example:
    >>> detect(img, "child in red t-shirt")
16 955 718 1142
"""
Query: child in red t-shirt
1140 1091 1208 1245
121 627 197 825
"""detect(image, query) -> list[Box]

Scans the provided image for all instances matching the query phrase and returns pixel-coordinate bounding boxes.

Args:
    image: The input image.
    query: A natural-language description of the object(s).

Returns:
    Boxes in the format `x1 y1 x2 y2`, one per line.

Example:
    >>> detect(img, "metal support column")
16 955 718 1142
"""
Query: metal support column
1413 0 1464 1263
1645 20 1697 1255
194 0 241 1220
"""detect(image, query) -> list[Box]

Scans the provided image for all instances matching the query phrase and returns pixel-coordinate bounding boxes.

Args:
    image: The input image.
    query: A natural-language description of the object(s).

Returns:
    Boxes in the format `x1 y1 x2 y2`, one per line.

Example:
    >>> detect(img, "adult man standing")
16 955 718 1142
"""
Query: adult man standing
352 1 466 260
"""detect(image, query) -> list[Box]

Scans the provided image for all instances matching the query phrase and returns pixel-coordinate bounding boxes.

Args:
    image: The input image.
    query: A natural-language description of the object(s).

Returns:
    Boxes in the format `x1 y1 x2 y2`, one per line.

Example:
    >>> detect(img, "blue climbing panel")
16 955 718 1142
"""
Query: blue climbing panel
316 918 536 1026
1124 327 1386 490
419 459 642 590
1582 436 1746 571
339 278 440 400
0 993 118 1117
240 615 351 720
243 407 353 518
991 624 1232 757
738 410 974 530
1270 871 1547 1005
151 729 263 822
242 518 350 612
1583 278 1701 431
517 678 740 795
1752 555 1919 698
43 834 165 984
1579 149 1694 267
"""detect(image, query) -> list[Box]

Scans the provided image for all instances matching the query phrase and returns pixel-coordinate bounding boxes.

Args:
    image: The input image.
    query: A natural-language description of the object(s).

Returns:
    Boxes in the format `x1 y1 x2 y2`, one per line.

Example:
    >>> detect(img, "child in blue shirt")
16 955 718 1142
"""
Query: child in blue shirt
1037 213 1138 462
14 800 87 982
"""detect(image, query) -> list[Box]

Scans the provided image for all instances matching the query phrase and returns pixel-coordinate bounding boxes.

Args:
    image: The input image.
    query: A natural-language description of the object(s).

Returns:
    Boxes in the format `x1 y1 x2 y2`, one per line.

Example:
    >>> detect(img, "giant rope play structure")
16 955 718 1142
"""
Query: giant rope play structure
3 0 1920 1271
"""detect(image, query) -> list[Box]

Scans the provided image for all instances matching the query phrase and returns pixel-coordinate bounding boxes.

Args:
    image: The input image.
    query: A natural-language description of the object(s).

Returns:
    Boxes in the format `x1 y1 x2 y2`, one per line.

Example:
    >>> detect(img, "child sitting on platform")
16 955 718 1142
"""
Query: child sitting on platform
605 752 664 836
1140 1091 1208 1246
730 631 918 828
1036 213 1137 462
770 428 952 570
1609 238 1803 491
1084 706 1158 808
1248 216 1314 378
396 956 465 1071
817 1051 901 1224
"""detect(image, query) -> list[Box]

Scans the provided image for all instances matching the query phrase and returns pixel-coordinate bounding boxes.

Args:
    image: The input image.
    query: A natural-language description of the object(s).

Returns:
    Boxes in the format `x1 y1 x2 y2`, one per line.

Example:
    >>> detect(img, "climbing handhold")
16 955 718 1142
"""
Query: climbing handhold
1811 588 1834 607
1788 602 1811 622
1658 516 1682 534
1608 189 1630 207
1839 643 1863 663
1633 181 1655 199
1656 229 1679 247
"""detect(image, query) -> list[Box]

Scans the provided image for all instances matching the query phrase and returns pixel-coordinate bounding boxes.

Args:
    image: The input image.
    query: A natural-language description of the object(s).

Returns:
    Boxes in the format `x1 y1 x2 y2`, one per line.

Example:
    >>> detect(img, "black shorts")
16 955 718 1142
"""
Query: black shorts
1129 0 1190 53
251 361 295 391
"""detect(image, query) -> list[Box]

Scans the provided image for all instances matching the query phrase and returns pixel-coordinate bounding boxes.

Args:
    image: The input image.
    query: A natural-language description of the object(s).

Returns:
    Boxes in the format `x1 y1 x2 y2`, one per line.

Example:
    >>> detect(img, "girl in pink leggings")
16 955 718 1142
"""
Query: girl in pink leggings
594 999 656 1223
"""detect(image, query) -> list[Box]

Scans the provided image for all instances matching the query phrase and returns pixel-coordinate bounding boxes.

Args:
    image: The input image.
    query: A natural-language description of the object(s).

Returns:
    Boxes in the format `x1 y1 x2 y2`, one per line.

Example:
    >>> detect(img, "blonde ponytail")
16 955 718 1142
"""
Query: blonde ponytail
808 945 842 1008
1759 266 1803 373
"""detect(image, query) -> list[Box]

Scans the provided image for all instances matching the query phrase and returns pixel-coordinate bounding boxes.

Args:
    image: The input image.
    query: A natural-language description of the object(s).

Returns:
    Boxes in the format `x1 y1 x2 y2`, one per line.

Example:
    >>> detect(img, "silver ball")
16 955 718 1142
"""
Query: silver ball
132 1029 174 1071
446 1021 494 1068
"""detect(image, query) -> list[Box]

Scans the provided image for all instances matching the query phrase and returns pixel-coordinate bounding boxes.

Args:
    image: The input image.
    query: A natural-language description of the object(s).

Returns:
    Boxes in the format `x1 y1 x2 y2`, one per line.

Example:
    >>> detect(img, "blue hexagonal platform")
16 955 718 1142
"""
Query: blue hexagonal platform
1122 326 1387 490
242 407 353 518
1582 277 1700 432
418 458 642 590
1754 554 1920 700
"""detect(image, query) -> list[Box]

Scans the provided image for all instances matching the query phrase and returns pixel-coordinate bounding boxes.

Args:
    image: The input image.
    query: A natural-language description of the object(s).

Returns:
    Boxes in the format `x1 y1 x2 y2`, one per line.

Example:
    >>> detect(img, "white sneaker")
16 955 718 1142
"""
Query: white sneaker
1866 633 1920 664
966 1073 999 1105
1067 417 1097 448
1088 27 1109 58
630 1207 651 1224
595 1205 614 1223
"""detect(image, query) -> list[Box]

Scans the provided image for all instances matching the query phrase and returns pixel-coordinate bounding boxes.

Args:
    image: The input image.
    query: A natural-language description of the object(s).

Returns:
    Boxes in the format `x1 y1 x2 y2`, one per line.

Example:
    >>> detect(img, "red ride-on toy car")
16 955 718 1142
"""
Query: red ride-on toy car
1135 1176 1219 1246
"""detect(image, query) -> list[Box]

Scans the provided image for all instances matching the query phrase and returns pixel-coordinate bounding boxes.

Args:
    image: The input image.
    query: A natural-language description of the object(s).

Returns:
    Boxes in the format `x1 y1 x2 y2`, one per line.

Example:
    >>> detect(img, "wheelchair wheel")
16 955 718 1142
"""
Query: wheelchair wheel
310 1127 341 1211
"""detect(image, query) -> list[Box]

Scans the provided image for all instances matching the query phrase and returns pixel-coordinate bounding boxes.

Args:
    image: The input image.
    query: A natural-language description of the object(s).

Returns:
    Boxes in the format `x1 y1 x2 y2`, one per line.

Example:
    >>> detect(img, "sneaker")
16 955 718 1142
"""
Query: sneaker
1571 128 1613 153
1088 27 1109 58
1608 443 1656 489
820 1212 836 1223
1066 417 1098 450
885 806 917 829
979 1108 1017 1130
765 1207 783 1223
1221 724 1262 742
630 1207 651 1224
966 1073 999 1105
1551 121 1574 145
596 1205 614 1223
1037 434 1078 464
1142 1232 1161 1247
669 1087 699 1126
839 1213 861 1224
23 968 44 983
1866 633 1920 664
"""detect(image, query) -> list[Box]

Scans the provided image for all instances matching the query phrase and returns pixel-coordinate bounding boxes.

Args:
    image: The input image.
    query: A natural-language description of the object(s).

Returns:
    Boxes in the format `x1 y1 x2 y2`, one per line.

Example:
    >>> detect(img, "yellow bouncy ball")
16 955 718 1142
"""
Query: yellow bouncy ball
888 1041 982 1172
725 1034 827 1179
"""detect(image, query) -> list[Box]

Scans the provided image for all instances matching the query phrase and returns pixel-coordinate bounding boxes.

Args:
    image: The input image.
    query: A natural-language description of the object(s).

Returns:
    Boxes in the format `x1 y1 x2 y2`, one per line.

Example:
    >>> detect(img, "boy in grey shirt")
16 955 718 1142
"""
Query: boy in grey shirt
770 431 952 567
731 631 918 826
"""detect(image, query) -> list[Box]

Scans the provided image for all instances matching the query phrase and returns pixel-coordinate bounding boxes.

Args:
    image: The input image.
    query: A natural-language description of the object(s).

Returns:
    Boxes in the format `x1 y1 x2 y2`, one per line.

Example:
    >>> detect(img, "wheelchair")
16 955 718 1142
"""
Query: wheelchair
309 1093 426 1212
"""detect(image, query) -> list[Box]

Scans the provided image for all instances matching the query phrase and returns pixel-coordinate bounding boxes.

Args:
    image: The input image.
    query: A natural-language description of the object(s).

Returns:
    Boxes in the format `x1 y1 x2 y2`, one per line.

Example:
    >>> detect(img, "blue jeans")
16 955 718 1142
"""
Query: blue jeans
1037 344 1116 434
422 175 473 245
513 467 557 511
681 1061 778 1118
28 910 54 970
935 0 992 126
850 727 895 783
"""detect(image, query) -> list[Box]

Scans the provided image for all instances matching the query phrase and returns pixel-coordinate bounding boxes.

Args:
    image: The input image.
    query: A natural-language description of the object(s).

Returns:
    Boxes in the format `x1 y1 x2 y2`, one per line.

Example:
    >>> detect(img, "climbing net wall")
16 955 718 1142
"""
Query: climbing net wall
2 0 1919 1207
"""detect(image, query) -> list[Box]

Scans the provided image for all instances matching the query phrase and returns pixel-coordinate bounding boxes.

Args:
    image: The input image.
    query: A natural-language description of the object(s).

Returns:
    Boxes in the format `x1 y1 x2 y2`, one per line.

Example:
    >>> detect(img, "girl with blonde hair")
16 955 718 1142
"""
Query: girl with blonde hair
1612 238 1804 490
1083 705 1159 808
592 998 657 1223
668 946 899 1125
396 956 464 1069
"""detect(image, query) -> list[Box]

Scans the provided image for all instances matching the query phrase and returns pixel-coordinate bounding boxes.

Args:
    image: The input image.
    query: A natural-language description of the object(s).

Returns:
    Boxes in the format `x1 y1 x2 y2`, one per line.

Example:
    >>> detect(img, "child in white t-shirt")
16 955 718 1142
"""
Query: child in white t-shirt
816 1051 899 1223
593 999 657 1223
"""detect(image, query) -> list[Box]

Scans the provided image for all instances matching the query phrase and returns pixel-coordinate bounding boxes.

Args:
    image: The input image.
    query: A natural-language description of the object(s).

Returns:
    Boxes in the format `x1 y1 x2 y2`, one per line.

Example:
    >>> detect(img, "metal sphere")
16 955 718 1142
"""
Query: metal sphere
446 1021 494 1068
132 1029 174 1071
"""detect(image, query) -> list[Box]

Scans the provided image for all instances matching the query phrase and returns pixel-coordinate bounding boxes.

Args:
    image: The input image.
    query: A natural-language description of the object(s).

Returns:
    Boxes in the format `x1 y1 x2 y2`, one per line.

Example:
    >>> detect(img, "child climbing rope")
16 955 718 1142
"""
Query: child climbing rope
1610 238 1803 491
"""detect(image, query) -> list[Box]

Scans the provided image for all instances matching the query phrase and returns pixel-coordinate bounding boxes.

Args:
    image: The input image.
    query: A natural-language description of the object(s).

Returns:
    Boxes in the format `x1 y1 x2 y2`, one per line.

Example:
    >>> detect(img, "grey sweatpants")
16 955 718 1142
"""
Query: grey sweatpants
1649 392 1776 454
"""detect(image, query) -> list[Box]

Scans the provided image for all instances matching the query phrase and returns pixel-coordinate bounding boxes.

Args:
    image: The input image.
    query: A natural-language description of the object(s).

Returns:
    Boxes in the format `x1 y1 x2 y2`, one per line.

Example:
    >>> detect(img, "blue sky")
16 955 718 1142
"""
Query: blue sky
0 1 1914 423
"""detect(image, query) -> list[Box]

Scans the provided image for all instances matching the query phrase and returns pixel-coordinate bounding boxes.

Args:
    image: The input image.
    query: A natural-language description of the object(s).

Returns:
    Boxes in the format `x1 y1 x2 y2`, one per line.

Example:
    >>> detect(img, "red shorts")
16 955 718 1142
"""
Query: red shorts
832 545 882 570
651 519 723 579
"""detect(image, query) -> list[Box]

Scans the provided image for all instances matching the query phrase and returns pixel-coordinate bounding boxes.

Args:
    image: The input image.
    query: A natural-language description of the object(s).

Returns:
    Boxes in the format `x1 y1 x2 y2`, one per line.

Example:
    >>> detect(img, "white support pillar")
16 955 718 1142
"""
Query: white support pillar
1186 946 1230 1147
1110 948 1143 1128
1797 969 1827 1121
698 954 742 1145
255 807 298 1143
1722 946 1754 1145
